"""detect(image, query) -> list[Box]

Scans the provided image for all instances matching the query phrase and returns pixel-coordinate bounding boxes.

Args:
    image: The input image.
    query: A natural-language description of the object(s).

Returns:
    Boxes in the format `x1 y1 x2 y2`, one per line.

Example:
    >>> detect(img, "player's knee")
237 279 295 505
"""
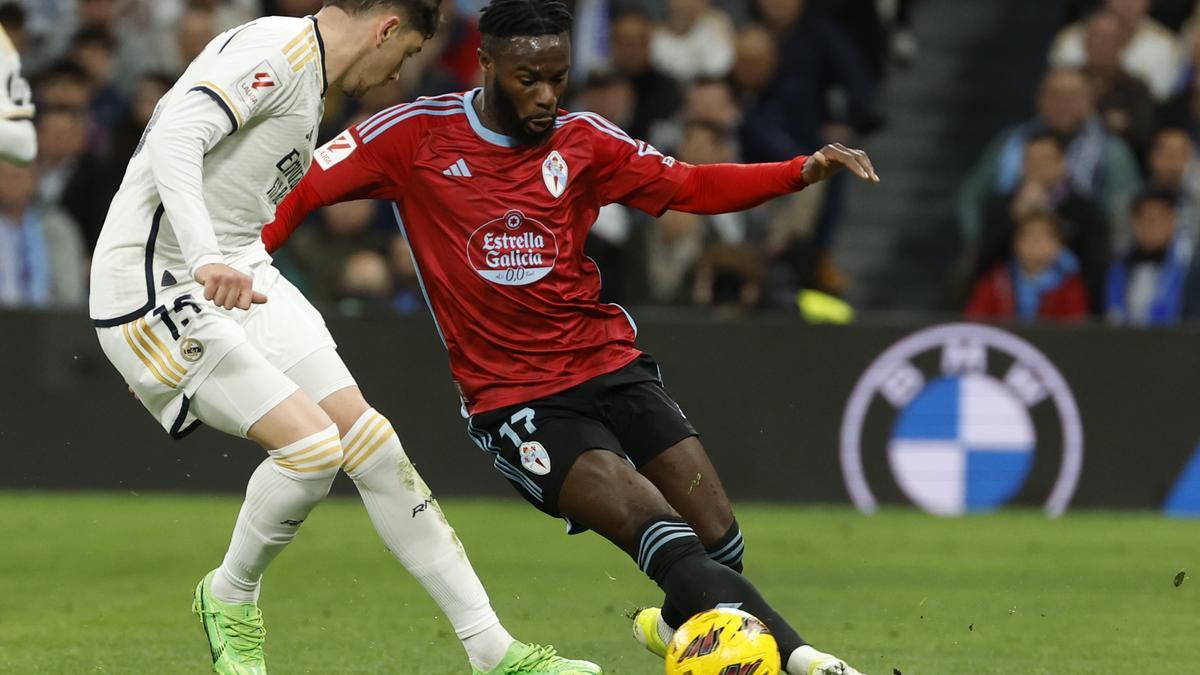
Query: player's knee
339 408 406 480
267 423 344 485
706 519 745 574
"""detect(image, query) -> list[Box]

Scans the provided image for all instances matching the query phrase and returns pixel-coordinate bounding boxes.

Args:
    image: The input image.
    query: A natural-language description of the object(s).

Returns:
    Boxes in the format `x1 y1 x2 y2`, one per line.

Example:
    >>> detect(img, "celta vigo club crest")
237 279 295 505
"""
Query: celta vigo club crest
542 151 569 198
839 324 1083 517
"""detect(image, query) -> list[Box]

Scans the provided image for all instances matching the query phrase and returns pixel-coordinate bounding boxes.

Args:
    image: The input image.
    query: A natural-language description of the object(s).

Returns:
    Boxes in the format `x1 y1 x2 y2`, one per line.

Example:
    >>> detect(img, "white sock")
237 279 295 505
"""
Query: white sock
656 613 675 646
342 409 512 670
211 424 343 605
787 645 836 675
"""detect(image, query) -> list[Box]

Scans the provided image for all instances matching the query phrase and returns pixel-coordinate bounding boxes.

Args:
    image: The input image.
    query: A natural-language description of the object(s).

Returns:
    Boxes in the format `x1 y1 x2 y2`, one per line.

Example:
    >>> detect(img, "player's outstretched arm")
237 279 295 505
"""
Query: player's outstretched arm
666 144 880 216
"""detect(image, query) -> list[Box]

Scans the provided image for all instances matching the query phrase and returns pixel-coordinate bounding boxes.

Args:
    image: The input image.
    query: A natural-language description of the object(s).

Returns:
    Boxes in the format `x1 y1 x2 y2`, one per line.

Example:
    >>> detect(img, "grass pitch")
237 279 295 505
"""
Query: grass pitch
0 492 1194 674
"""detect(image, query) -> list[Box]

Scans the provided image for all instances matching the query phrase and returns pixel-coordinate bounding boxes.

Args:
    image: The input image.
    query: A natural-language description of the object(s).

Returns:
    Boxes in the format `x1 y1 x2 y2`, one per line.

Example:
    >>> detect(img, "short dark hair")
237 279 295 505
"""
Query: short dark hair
72 27 117 51
479 0 573 41
36 59 89 87
1015 208 1063 239
683 118 731 144
0 2 26 33
323 0 442 38
1026 129 1068 154
1132 186 1180 214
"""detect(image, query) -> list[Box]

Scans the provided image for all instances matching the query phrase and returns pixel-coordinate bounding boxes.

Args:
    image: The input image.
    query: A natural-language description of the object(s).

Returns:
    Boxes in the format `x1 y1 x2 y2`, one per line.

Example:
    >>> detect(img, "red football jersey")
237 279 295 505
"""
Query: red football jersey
301 90 694 414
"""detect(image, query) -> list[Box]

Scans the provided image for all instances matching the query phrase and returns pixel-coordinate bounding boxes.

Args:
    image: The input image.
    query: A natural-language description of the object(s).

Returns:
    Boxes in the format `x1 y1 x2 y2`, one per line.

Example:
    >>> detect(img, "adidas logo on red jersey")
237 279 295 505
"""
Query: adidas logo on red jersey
443 158 472 178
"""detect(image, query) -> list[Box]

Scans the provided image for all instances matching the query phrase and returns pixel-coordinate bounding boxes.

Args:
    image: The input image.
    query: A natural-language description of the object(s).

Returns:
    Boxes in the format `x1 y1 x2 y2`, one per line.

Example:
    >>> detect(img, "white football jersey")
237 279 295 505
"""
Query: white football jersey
90 15 327 325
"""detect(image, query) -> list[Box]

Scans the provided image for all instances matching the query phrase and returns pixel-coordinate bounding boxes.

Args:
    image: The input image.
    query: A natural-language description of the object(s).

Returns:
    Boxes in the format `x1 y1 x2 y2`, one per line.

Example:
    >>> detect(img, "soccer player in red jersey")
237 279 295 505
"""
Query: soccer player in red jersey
265 1 879 673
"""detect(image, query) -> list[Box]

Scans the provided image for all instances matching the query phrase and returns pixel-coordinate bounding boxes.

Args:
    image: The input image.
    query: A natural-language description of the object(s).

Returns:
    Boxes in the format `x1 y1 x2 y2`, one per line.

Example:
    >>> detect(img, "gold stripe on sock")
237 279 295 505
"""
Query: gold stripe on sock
344 423 395 473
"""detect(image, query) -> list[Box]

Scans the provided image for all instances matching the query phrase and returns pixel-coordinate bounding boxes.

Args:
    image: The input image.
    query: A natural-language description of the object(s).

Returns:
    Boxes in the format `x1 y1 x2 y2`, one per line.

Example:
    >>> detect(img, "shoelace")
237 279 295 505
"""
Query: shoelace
198 606 267 664
504 644 562 673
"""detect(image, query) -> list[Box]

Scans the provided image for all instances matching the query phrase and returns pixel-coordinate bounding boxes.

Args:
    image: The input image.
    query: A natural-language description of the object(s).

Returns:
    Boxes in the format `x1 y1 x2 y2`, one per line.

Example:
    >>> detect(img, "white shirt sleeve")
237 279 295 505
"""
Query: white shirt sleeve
143 89 229 277
145 39 292 279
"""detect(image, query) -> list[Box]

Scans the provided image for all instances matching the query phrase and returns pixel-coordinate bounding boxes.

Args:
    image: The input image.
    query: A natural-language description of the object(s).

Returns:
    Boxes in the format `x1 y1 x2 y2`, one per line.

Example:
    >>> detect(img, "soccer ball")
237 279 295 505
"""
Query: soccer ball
664 608 782 675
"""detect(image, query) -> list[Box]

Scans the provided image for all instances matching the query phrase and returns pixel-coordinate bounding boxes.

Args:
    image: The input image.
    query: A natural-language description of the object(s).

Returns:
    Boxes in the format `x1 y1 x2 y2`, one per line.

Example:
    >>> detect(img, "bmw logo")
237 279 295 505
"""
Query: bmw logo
839 324 1083 517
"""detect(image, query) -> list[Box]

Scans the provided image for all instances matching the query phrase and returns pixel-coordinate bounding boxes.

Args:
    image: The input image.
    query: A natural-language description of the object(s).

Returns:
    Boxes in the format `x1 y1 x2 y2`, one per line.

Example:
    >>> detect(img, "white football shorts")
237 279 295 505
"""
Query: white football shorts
96 262 356 439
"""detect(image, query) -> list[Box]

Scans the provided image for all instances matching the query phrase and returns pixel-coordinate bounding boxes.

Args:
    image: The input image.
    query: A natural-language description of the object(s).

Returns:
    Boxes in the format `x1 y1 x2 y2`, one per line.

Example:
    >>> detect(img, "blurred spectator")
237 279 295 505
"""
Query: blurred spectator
1080 11 1155 160
1050 0 1180 101
149 2 217 77
634 209 707 305
1156 42 1200 133
742 0 879 162
338 249 393 304
1065 0 1196 33
650 0 736 82
610 10 681 142
683 78 740 132
677 119 746 243
976 132 1110 313
35 105 115 251
1106 187 1197 325
576 73 639 304
0 161 85 308
693 242 764 311
149 0 258 35
287 199 391 301
33 59 89 111
575 69 636 132
70 28 126 150
1141 128 1200 240
811 0 890 80
685 117 768 311
264 0 323 17
1106 128 1200 250
388 235 425 315
624 120 756 306
967 210 1090 323
958 69 1140 242
109 71 173 170
436 10 483 88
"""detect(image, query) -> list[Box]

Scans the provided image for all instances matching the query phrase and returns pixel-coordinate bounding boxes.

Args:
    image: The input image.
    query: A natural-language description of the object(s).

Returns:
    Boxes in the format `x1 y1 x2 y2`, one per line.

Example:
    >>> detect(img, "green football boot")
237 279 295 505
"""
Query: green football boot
192 570 267 675
630 606 670 658
470 641 603 674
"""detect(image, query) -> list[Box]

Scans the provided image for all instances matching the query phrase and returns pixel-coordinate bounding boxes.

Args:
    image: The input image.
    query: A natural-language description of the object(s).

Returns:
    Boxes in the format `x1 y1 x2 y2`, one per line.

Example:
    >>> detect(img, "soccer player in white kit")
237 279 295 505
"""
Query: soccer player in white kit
0 17 36 165
89 2 601 674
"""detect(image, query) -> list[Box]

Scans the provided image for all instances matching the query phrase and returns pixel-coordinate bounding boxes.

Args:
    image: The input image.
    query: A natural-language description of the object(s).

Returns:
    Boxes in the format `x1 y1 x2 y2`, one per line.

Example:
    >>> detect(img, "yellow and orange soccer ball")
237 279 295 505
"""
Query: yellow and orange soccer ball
665 608 781 675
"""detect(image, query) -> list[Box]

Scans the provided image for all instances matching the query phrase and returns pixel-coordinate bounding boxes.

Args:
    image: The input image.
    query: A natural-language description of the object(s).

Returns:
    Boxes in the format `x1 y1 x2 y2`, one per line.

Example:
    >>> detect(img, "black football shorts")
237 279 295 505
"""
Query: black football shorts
465 353 698 527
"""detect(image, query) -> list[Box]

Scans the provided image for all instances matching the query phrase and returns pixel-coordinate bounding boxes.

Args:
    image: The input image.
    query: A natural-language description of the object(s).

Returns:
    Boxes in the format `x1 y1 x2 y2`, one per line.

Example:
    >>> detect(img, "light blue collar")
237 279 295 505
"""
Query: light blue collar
464 88 521 148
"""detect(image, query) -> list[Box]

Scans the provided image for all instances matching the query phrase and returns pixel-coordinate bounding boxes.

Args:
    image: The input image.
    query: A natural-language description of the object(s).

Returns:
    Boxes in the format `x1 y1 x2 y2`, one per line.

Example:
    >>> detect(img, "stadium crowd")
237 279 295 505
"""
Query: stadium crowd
0 0 906 316
959 0 1200 326
7 0 1200 328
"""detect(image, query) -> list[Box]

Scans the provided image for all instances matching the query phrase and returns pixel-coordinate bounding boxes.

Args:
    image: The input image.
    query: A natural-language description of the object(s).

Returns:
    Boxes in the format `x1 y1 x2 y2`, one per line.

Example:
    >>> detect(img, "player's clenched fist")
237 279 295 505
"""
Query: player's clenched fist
195 263 268 311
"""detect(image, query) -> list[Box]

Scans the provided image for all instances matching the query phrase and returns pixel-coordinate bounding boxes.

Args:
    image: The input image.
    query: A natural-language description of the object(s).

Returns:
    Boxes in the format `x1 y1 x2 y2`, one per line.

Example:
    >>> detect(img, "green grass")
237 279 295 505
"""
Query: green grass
0 493 1195 674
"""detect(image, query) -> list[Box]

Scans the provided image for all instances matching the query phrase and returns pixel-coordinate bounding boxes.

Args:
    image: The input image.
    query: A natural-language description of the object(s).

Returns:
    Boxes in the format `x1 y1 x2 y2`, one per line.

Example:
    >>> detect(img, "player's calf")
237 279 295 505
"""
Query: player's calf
339 407 517 670
212 423 343 604
634 516 810 667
